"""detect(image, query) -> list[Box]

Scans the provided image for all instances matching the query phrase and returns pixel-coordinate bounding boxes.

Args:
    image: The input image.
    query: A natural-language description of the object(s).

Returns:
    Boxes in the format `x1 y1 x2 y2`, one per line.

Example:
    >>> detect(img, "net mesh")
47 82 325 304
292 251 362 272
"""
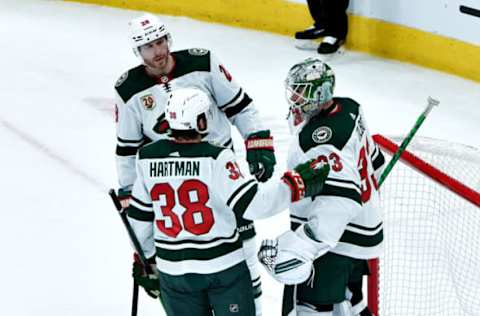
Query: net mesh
377 136 480 316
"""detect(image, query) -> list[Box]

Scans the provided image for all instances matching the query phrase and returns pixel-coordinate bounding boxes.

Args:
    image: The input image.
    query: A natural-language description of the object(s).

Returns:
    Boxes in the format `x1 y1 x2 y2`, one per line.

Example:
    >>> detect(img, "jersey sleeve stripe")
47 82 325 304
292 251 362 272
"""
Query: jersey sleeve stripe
224 94 252 118
219 88 243 109
232 184 258 218
290 214 308 222
346 222 383 235
116 145 139 156
339 228 383 247
127 205 154 221
325 178 361 192
131 196 152 208
222 138 233 148
226 179 256 207
117 137 144 145
321 184 362 205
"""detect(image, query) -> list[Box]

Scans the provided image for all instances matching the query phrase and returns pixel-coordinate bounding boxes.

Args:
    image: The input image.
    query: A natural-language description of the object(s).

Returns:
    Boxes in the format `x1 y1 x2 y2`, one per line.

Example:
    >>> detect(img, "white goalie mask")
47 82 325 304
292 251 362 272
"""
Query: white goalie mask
165 88 213 135
128 13 172 57
285 58 335 134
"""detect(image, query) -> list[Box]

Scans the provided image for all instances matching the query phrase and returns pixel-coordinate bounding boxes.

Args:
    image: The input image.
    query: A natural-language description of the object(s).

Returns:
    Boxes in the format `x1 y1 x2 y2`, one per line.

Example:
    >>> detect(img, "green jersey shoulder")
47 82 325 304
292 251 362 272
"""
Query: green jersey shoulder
299 97 360 153
115 48 212 103
139 139 224 160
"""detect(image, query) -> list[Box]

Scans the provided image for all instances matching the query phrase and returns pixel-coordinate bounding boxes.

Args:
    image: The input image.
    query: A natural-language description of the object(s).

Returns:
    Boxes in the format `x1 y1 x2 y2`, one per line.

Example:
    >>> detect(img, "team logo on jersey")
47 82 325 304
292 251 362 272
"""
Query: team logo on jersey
312 126 332 144
115 71 128 87
188 48 209 56
141 94 156 110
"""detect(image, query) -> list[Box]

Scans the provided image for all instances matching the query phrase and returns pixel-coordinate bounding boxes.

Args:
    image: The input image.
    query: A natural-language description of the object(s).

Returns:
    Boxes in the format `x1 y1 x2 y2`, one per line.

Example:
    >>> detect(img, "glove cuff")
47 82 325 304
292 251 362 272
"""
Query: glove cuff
245 130 274 151
282 171 305 202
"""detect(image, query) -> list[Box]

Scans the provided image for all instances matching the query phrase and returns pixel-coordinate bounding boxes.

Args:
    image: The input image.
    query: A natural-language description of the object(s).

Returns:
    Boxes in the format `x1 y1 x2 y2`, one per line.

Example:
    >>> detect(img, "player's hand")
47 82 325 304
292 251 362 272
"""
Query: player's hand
132 254 161 299
245 130 276 182
117 187 132 208
282 158 330 202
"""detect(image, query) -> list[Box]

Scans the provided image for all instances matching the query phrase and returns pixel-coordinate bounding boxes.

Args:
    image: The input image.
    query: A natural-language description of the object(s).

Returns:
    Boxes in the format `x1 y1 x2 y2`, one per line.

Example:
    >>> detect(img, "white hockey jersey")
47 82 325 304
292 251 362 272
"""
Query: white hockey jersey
127 140 290 276
115 49 264 189
287 97 385 259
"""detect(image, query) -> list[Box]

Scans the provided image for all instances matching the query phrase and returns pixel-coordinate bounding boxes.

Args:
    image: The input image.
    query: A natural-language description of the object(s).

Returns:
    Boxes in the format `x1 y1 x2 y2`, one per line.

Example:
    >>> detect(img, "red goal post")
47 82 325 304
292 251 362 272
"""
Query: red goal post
368 134 480 316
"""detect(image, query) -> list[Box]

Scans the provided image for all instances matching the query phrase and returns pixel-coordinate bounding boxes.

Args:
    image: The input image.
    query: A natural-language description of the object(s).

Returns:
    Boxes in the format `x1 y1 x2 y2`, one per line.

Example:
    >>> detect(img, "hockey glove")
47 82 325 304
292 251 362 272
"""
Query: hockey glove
117 187 132 209
245 130 276 182
282 158 330 202
132 254 161 299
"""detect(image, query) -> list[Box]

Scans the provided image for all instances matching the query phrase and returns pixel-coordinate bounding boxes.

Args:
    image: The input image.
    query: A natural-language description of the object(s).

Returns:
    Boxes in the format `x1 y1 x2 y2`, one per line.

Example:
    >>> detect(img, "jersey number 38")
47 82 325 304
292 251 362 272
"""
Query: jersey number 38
150 180 214 238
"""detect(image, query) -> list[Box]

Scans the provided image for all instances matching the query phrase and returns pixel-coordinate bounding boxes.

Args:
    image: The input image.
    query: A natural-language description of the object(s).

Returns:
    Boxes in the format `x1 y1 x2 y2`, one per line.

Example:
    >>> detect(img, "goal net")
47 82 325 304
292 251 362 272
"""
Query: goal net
368 135 480 316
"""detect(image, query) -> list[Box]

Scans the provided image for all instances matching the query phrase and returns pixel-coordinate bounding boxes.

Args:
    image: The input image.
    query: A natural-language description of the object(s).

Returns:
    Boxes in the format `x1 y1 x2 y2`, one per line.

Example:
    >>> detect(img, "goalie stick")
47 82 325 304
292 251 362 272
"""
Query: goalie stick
109 189 154 316
378 97 439 187
368 96 439 316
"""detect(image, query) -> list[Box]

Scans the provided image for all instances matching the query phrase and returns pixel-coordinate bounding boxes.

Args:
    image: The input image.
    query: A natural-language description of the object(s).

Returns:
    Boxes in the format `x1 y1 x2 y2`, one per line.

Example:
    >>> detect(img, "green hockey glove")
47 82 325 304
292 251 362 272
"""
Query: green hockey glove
282 159 330 201
245 130 276 182
132 255 161 299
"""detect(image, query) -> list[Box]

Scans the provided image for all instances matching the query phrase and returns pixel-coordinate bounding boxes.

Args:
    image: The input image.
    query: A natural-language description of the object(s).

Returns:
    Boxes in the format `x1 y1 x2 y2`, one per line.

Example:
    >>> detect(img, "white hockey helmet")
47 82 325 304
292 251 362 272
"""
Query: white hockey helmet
165 88 212 135
128 13 172 57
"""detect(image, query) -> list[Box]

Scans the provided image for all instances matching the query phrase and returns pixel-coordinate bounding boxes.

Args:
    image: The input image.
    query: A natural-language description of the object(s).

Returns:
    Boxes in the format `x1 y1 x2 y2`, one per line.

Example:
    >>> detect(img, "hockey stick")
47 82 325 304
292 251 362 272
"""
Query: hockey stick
368 97 439 316
109 189 154 316
377 97 439 187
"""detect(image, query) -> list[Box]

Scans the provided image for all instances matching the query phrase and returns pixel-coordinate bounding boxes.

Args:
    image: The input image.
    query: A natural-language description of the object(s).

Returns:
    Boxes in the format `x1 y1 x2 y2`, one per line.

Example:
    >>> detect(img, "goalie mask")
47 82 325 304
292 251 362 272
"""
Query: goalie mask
128 13 172 57
165 88 213 135
285 58 335 133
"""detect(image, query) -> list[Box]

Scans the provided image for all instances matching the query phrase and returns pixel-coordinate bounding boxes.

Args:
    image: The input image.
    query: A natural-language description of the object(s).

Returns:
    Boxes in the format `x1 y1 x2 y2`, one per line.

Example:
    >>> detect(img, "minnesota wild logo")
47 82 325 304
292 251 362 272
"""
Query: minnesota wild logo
312 126 332 144
188 48 208 56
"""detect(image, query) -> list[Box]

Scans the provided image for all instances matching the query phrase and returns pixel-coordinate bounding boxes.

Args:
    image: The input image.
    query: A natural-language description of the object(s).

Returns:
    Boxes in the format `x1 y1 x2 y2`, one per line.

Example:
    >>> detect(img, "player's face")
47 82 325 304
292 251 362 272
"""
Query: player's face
139 37 170 71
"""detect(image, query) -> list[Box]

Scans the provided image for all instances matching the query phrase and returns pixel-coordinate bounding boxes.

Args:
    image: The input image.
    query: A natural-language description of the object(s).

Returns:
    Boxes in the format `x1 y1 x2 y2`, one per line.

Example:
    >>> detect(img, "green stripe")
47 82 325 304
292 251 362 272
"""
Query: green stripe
227 179 256 207
156 240 242 261
127 205 154 221
321 184 362 205
232 184 258 217
116 145 138 156
339 229 383 247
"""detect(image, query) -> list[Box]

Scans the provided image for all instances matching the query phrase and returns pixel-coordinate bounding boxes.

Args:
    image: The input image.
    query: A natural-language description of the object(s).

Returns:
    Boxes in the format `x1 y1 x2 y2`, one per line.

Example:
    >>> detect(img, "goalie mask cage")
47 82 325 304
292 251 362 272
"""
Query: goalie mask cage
368 135 480 316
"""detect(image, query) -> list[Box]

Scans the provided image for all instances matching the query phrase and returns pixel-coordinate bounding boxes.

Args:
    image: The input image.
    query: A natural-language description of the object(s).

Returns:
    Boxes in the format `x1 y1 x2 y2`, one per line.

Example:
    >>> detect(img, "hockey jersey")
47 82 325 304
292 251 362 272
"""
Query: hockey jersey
115 49 264 189
287 97 385 259
127 140 290 276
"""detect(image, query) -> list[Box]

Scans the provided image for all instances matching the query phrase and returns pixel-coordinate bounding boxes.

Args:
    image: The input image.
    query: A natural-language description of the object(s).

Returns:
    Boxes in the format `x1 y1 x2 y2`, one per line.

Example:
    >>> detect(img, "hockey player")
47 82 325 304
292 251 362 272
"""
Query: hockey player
114 13 276 312
258 58 385 315
126 87 330 316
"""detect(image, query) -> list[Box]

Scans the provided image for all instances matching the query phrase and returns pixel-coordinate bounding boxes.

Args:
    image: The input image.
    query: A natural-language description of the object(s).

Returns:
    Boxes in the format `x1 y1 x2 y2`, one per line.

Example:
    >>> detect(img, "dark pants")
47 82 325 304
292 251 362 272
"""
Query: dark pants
307 0 350 40
159 261 255 316
282 252 369 315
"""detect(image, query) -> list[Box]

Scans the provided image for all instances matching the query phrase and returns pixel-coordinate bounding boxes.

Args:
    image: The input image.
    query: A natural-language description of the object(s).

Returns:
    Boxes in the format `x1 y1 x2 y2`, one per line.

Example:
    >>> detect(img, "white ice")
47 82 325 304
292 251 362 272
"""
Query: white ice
1 0 479 315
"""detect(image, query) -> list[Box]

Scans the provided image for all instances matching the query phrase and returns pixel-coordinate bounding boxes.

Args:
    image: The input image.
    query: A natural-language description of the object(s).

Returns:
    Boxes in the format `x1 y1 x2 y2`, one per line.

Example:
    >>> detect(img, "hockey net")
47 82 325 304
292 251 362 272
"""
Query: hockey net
368 135 480 316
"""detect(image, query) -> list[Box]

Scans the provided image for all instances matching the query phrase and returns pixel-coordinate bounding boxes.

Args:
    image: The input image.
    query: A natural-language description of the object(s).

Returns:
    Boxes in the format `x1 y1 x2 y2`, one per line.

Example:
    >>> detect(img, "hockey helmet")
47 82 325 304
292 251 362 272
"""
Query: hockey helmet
165 88 212 135
128 13 172 57
285 58 335 129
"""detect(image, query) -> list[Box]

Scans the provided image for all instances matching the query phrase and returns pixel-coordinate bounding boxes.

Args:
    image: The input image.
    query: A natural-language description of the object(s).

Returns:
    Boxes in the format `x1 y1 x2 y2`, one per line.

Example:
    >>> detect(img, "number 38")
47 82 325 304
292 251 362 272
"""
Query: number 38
150 180 214 238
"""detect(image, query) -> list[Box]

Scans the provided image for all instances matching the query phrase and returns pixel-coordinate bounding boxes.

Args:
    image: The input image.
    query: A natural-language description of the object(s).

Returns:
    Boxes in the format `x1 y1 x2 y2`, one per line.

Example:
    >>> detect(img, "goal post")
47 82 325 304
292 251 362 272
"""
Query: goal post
368 134 480 316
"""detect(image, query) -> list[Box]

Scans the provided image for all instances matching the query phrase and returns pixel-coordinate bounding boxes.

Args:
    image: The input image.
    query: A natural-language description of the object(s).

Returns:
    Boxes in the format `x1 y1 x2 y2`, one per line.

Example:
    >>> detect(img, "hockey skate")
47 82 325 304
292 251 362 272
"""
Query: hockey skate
318 36 344 55
294 26 326 50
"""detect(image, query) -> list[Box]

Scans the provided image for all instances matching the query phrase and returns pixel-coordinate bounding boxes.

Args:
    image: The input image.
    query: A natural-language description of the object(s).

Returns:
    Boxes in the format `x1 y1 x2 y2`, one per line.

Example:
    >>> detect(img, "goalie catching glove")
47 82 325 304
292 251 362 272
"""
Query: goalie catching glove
132 254 161 299
282 158 330 202
245 130 276 182
258 225 331 285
